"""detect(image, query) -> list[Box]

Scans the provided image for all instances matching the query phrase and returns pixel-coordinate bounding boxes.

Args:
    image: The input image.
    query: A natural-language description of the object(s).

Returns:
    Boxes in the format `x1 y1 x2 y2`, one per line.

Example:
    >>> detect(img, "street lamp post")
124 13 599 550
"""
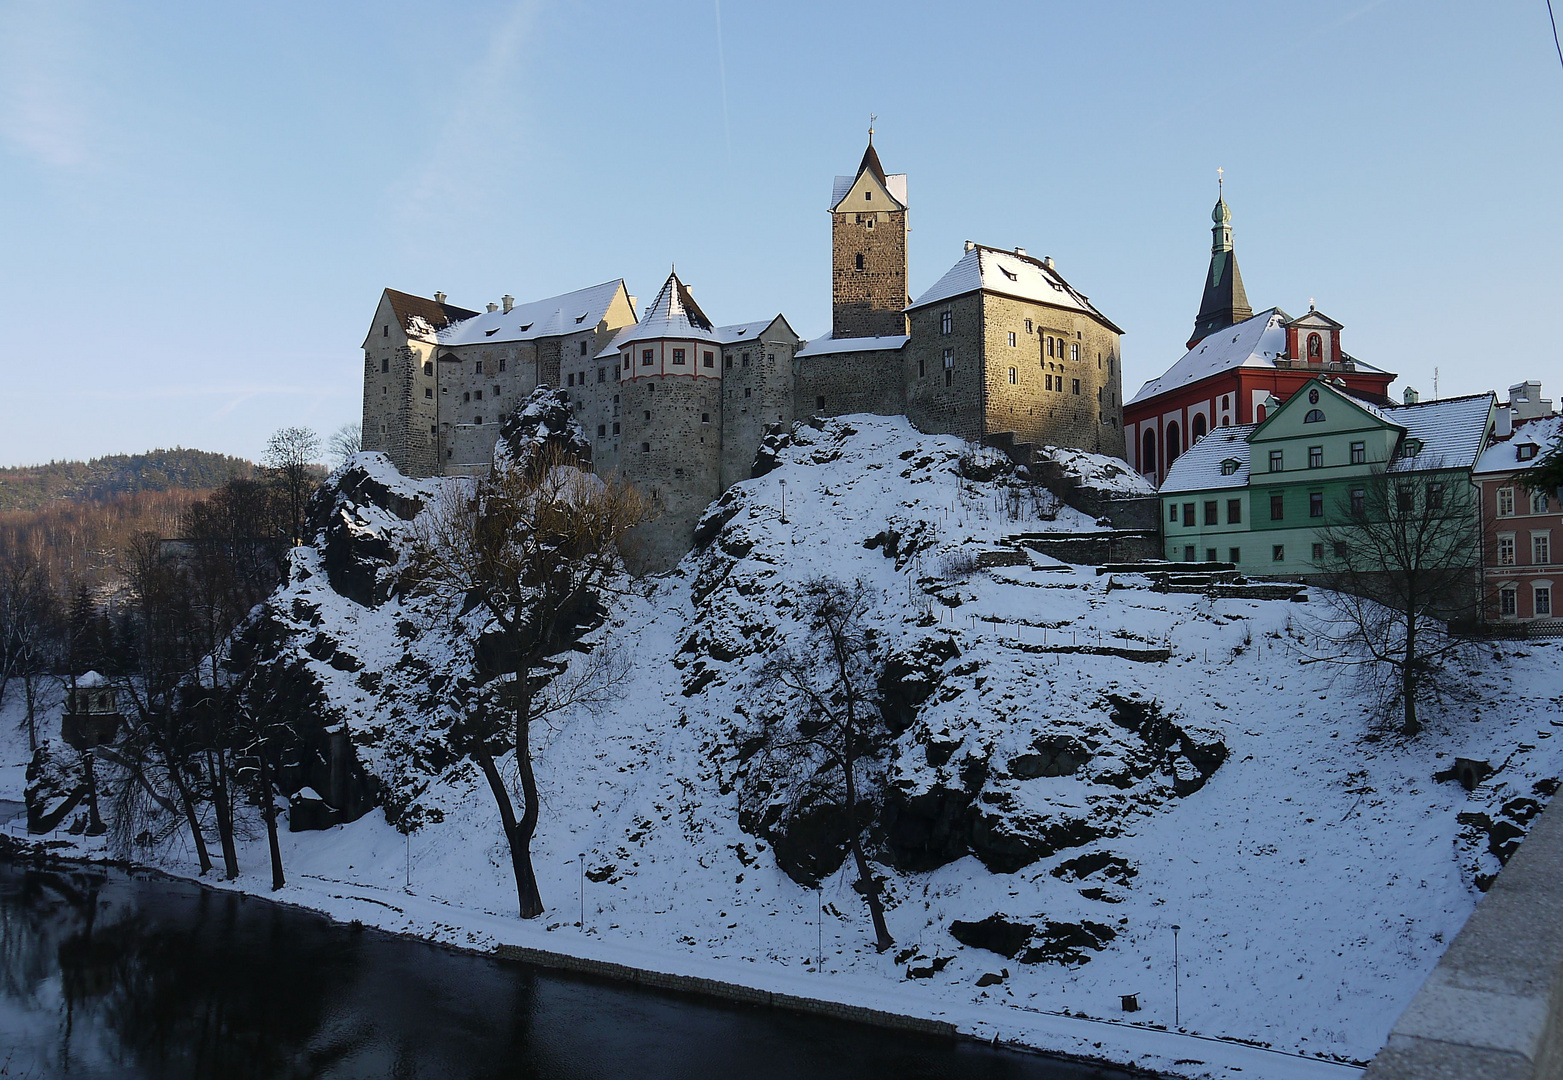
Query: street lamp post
1172 924 1182 1028
779 478 788 524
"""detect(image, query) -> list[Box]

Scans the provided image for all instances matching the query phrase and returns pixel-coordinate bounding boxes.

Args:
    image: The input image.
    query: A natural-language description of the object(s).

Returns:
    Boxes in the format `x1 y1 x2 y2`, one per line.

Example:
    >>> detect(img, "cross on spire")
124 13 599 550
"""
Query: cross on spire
868 114 877 143
1217 166 1224 197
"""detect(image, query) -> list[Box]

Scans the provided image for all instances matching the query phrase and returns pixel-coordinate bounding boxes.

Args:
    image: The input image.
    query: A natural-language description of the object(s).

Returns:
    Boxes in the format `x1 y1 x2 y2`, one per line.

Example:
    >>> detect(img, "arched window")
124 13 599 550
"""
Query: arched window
1304 409 1326 423
1166 421 1182 464
1142 429 1157 475
1256 404 1267 422
1193 414 1207 441
1307 333 1322 360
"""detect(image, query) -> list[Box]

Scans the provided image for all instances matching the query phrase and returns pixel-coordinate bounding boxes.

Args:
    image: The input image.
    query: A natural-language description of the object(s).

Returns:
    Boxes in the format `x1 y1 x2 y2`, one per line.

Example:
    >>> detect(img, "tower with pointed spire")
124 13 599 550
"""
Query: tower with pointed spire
830 126 909 339
1186 177 1252 350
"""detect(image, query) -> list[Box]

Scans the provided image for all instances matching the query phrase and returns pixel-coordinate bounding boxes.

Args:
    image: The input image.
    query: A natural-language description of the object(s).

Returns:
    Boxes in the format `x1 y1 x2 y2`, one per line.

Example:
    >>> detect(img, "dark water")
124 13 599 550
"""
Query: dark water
0 860 1136 1079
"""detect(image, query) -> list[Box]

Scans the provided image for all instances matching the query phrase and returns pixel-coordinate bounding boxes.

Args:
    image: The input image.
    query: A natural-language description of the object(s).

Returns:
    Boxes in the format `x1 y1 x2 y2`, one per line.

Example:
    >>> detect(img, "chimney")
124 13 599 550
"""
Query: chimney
1043 256 1055 270
1403 386 1420 406
486 303 499 313
501 295 514 314
1495 408 1514 438
434 291 446 304
964 240 975 252
1509 380 1553 420
1015 247 1027 256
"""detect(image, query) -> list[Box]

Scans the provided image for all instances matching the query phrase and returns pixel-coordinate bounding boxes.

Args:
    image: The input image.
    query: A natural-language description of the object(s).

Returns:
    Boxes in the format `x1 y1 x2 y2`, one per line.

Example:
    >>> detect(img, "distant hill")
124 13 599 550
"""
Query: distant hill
0 448 257 512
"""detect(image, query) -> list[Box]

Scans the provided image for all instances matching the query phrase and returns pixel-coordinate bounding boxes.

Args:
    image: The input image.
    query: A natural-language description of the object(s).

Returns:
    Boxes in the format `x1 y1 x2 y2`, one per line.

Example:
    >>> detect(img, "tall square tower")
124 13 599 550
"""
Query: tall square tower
831 134 909 339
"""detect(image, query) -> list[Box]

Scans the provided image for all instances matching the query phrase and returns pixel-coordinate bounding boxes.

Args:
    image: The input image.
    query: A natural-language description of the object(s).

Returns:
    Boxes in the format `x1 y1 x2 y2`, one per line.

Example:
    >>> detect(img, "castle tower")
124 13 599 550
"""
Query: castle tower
1187 180 1252 349
830 129 909 339
614 267 725 572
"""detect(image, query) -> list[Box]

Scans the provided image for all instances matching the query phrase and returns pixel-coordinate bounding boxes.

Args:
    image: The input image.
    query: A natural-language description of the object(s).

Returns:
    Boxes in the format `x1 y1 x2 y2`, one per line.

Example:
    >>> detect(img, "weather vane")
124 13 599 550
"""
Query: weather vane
869 113 877 141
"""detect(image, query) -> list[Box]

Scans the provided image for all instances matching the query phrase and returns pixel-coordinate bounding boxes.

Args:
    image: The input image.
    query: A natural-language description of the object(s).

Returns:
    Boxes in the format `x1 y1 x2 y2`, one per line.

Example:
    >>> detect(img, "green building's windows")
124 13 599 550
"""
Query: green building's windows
1227 499 1242 524
1272 544 1285 562
1269 450 1283 472
1270 493 1284 520
1229 547 1241 564
1351 488 1366 514
1312 543 1324 562
1204 501 1218 526
1351 441 1365 464
1309 446 1323 468
1310 492 1324 518
1183 503 1195 527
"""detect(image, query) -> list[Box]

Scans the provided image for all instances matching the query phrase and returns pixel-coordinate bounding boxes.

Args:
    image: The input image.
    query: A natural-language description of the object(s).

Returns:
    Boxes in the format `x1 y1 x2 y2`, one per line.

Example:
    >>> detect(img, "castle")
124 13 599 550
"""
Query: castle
362 134 1128 570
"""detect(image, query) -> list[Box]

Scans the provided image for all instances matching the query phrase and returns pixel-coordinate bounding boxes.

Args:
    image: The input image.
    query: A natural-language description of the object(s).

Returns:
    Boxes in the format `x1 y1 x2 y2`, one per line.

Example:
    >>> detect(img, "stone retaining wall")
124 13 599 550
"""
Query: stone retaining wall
1365 795 1563 1078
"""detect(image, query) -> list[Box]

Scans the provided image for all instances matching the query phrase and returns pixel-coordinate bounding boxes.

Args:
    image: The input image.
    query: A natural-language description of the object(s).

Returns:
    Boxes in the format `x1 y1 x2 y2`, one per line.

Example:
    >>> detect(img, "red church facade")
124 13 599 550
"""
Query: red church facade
1124 192 1396 485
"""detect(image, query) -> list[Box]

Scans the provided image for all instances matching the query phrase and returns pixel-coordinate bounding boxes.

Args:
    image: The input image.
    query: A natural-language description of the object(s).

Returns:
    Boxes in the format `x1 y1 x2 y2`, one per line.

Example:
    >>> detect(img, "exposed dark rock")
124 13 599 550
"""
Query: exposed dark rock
1052 851 1137 884
1435 757 1494 791
969 795 1106 874
1009 733 1092 779
880 782 974 871
322 508 399 608
950 914 1116 966
879 636 961 734
949 915 1034 959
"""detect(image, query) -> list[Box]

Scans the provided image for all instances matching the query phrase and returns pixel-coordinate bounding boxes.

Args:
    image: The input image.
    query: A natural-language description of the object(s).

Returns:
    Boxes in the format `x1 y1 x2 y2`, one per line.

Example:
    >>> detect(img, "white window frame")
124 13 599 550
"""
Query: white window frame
1498 487 1516 516
1534 531 1552 566
1498 533 1516 566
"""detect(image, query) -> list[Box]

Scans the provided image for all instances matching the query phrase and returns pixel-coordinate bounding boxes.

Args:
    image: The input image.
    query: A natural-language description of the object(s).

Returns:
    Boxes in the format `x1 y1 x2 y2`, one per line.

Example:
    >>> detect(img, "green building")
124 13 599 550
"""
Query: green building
1159 377 1494 576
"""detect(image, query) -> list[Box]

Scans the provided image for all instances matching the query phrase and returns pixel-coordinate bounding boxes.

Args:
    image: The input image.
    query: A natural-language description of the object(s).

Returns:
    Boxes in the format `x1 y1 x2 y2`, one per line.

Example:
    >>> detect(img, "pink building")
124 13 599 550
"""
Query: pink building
1474 381 1560 624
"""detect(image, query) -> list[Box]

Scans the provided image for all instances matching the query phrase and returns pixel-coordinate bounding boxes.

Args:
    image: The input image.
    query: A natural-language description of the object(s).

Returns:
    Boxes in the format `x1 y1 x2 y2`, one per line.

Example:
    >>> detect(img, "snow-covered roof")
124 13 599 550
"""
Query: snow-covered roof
1474 414 1562 476
831 172 907 208
76 670 110 689
1385 393 1494 473
608 270 721 349
906 245 1119 331
436 280 626 347
795 332 910 359
715 318 794 345
1128 308 1390 406
1159 424 1256 493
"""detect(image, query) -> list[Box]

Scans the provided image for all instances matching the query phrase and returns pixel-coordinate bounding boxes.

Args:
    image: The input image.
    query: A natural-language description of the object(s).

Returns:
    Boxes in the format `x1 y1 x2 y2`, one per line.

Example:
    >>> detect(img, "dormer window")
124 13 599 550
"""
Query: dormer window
519 323 532 332
575 313 588 323
1518 443 1539 461
1403 438 1423 457
1220 459 1240 476
999 265 1018 281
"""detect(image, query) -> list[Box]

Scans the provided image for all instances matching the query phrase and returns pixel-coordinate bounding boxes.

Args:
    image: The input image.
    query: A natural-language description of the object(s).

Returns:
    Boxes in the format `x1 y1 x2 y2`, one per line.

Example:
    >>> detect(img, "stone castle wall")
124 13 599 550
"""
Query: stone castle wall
619 373 725 573
794 348 907 423
720 334 797 489
905 292 988 442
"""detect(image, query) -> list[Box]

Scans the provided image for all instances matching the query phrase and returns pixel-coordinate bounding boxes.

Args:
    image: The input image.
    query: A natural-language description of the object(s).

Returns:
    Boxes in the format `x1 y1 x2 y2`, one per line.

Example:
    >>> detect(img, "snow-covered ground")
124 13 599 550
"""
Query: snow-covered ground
5 415 1561 1080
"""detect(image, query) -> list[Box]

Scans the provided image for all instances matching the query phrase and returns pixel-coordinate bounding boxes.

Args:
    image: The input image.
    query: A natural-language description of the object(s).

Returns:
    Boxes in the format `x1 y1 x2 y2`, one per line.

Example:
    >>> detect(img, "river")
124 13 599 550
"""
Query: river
0 859 1137 1079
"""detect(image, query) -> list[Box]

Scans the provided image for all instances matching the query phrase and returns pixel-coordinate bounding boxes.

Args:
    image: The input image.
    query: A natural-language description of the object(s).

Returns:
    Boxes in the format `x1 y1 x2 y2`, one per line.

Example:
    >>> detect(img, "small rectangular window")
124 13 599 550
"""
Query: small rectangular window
641 442 650 453
1351 488 1365 514
1229 547 1241 564
941 311 952 335
1008 367 1018 384
424 361 433 376
1270 493 1284 521
425 387 433 398
1351 441 1365 465
642 349 655 366
1535 533 1552 565
919 357 926 378
598 367 606 383
701 413 710 423
1227 499 1241 524
1008 331 1017 348
1203 501 1218 526
1538 587 1553 616
566 373 574 387
580 341 588 356
1183 545 1197 562
597 424 606 437
1312 543 1324 562
1269 450 1283 472
381 358 389 373
1499 535 1515 566
744 387 752 398
1047 337 1055 358
475 361 483 375
1025 319 1033 334
672 349 686 365
1168 503 1178 523
724 353 733 368
1498 488 1515 516
612 422 620 435
1182 503 1195 527
499 358 507 372
703 351 714 367
742 352 750 367
1309 446 1323 469
1046 375 1053 390
1428 482 1444 509
1070 343 1079 361
1310 492 1324 518
1272 544 1285 562
1072 379 1081 395
1206 548 1217 562
816 395 826 409
1500 587 1517 616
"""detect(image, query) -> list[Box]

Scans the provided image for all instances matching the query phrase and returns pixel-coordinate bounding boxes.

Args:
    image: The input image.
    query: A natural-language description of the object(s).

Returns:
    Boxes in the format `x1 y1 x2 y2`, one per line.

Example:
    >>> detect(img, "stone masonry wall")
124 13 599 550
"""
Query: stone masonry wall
832 207 909 339
980 294 1126 458
721 334 797 489
905 292 987 442
619 373 724 573
793 348 905 423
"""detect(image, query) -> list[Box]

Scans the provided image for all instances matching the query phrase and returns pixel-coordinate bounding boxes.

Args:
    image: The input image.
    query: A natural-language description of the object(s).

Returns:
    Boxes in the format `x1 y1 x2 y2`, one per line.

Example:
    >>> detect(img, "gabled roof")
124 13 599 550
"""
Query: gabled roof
1285 308 1344 330
831 139 907 210
385 289 479 339
1384 393 1494 473
1129 308 1392 407
714 315 800 346
795 331 910 358
1249 375 1395 442
436 280 627 347
1160 423 1256 493
608 269 721 349
1481 415 1563 475
906 244 1122 332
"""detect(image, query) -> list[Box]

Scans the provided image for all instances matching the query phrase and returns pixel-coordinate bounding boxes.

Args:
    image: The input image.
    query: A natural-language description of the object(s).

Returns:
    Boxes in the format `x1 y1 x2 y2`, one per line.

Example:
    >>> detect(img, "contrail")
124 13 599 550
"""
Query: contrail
715 0 731 163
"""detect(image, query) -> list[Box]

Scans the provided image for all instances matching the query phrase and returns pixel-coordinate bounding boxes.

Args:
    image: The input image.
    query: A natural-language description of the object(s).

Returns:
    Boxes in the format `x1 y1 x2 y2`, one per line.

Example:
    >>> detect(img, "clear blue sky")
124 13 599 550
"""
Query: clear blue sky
2 0 1560 466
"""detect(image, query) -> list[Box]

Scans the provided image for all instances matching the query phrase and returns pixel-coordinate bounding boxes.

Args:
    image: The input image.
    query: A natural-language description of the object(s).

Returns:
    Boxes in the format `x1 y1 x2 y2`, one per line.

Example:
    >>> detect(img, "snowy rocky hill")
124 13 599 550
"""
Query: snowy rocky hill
6 412 1563 1077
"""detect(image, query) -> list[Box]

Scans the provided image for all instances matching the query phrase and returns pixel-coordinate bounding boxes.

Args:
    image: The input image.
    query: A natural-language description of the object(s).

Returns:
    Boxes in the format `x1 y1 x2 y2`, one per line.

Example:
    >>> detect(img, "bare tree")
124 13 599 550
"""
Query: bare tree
327 422 363 470
411 438 650 918
264 426 320 547
756 577 895 953
0 548 63 751
1314 464 1481 737
1522 433 1563 499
